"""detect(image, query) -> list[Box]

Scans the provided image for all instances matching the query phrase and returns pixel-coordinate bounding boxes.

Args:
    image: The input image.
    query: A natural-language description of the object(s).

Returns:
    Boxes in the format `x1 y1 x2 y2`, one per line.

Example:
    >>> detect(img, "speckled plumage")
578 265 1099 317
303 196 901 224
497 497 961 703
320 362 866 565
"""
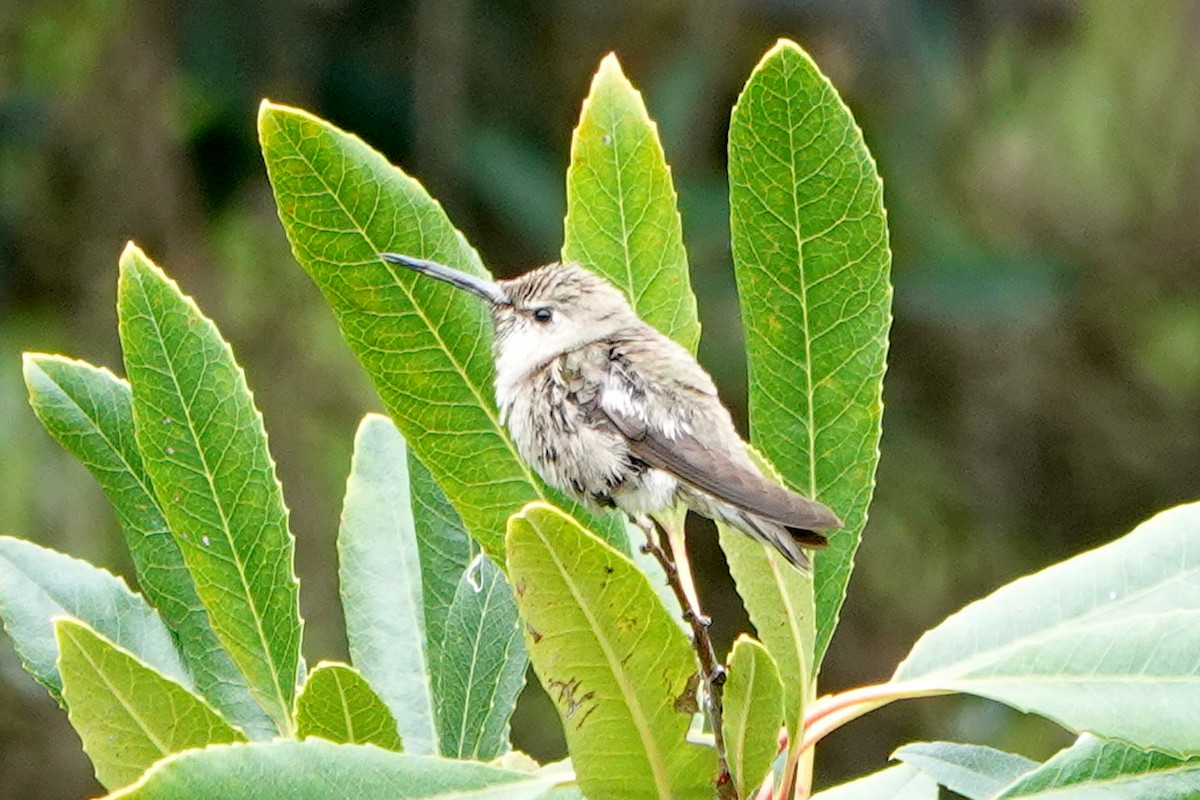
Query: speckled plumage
380 254 841 571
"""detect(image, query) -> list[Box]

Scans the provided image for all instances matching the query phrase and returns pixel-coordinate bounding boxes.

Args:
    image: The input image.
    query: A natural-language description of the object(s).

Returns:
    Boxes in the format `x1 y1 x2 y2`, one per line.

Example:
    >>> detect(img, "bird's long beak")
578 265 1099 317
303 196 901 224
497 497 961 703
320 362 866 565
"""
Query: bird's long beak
379 253 510 305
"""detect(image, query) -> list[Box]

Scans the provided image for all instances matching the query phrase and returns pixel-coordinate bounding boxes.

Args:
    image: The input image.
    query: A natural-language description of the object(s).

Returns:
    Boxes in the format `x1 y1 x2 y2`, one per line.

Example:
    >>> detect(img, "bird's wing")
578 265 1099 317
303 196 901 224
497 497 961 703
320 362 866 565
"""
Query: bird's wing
602 401 841 536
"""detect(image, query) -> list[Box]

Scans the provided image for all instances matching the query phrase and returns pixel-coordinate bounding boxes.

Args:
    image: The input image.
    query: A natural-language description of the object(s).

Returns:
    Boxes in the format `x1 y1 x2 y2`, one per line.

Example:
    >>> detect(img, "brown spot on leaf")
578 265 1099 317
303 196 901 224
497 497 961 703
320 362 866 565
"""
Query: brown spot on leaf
548 677 596 724
673 672 700 714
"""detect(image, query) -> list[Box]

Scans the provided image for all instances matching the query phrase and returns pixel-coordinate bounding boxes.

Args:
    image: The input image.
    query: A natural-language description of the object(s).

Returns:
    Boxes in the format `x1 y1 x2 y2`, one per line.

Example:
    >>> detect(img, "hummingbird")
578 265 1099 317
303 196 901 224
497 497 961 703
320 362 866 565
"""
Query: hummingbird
379 253 841 571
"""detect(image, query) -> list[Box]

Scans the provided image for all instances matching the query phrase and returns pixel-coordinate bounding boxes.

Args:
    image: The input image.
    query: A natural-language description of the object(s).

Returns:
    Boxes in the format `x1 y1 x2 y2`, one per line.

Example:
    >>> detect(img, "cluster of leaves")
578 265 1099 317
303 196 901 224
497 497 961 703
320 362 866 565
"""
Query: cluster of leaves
1 39 1198 800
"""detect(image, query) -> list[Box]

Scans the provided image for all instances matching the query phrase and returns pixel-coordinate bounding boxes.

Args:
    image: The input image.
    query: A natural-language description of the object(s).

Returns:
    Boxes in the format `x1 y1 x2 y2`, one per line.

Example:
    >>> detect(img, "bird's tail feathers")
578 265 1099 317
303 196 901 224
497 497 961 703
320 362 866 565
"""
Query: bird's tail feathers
723 507 818 573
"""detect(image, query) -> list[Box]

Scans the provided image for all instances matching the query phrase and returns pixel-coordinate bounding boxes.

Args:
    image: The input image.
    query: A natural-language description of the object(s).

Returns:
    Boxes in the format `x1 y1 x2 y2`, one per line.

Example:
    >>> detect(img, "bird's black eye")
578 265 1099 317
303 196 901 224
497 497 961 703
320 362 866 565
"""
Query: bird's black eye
532 307 553 323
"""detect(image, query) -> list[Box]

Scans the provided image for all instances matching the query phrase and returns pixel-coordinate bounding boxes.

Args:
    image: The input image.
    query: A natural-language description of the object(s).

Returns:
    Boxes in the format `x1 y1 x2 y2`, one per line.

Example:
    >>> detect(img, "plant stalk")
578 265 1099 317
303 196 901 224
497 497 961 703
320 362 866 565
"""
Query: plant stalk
638 517 734 799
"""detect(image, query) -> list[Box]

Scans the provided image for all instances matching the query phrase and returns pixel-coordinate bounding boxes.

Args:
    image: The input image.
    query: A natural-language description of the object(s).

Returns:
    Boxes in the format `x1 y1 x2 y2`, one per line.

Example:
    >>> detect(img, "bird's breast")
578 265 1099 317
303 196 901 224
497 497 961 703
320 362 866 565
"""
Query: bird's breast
498 357 640 509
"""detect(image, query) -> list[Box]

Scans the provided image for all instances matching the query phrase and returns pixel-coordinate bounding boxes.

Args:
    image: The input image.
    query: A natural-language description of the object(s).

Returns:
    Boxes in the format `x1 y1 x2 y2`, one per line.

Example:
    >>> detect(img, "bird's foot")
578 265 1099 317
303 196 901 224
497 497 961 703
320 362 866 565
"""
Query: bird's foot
682 608 711 628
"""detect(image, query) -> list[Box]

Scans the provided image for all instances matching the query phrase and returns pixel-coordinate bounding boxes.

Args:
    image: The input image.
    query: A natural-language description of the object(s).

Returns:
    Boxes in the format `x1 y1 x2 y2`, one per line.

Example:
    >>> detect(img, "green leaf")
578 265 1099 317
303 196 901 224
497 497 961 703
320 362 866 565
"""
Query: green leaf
728 39 892 670
338 415 438 754
21 354 275 738
55 617 245 790
722 635 784 800
103 739 570 800
812 765 938 800
892 741 1038 800
435 555 528 761
506 503 714 800
295 662 403 750
0 536 186 700
409 447 474 662
257 101 626 561
117 242 301 732
995 735 1200 799
894 501 1200 756
562 53 699 354
717 450 815 733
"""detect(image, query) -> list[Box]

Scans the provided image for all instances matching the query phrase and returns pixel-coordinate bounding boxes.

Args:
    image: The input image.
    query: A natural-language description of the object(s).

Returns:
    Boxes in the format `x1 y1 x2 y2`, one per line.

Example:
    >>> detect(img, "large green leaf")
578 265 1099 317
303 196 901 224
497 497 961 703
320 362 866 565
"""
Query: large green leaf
894 501 1200 756
117 243 301 732
337 414 438 754
435 555 528 761
892 742 1038 800
728 39 891 669
995 735 1200 799
721 635 783 800
0 536 186 700
55 617 245 790
103 739 569 800
295 661 403 750
22 354 275 738
257 101 625 560
506 503 714 800
812 765 937 800
562 53 699 353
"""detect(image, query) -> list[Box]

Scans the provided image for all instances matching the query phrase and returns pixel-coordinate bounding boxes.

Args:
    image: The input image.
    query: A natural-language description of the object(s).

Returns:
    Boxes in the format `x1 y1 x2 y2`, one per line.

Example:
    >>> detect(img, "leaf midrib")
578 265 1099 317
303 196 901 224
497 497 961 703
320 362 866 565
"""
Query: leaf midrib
782 65 819 501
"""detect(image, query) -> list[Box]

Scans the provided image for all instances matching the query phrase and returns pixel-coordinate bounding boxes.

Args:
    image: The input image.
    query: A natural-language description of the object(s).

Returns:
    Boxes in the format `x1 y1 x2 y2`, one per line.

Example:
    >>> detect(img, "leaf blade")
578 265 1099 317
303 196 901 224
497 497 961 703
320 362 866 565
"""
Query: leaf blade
337 414 438 754
892 741 1038 800
55 617 245 790
894 501 1200 756
22 353 275 737
295 661 403 750
562 53 699 353
722 635 784 800
995 735 1200 799
409 447 474 663
103 739 569 800
117 243 301 732
506 503 714 800
435 556 528 761
728 39 892 670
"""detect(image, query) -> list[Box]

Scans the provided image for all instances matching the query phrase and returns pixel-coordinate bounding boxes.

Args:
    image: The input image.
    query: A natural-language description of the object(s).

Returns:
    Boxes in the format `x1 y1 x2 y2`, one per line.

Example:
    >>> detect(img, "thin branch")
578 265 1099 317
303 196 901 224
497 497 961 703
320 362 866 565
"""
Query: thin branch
637 517 735 800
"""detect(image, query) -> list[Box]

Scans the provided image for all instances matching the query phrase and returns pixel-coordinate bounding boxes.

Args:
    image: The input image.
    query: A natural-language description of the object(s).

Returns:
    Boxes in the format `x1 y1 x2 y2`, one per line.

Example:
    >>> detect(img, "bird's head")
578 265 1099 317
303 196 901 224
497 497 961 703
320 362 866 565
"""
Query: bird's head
379 254 639 376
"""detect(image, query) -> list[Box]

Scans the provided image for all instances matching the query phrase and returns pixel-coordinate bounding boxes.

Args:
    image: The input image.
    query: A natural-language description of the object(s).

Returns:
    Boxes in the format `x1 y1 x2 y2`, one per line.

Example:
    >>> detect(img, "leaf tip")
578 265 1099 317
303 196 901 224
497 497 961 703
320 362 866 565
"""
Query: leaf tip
257 98 275 133
117 242 161 291
118 240 147 270
592 51 638 98
20 351 47 384
50 613 85 652
357 412 398 438
597 51 623 74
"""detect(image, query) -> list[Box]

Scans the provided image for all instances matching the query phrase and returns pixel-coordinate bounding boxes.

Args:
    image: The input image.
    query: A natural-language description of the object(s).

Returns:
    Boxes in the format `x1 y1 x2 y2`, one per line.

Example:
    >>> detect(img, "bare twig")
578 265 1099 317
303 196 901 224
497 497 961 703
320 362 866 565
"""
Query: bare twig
636 516 735 799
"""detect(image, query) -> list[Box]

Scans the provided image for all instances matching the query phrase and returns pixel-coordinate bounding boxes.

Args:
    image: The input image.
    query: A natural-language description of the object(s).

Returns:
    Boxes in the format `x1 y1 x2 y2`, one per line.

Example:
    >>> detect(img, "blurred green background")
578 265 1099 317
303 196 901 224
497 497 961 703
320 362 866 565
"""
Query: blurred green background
2 0 1199 796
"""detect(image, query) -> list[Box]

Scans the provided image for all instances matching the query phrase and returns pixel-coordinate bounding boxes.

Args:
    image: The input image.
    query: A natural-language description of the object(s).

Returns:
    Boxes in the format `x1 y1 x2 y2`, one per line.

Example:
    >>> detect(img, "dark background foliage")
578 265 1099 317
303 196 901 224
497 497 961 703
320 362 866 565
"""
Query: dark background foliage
2 1 1198 796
